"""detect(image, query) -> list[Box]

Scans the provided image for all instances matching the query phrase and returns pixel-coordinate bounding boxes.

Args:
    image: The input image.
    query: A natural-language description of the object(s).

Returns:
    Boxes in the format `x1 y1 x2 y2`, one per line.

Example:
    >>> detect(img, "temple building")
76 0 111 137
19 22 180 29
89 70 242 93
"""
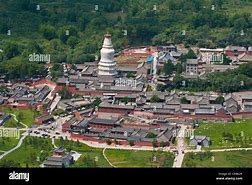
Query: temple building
56 33 146 94
98 33 117 76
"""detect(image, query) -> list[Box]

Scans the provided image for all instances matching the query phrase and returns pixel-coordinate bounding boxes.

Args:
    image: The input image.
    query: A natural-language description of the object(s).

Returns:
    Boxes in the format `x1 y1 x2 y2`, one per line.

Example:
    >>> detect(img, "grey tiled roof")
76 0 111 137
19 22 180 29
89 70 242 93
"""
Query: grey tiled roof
90 117 119 126
225 46 246 51
195 108 215 115
56 77 68 84
186 59 198 64
99 103 135 110
191 135 210 142
241 95 252 100
244 102 252 106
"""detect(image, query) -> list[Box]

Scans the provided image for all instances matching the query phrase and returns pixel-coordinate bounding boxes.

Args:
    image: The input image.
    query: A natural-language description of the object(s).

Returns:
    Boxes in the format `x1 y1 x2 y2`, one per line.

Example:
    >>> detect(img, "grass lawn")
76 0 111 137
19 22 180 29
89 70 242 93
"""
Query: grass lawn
0 136 20 151
55 139 111 168
0 129 24 151
55 139 174 168
2 116 22 128
0 136 175 168
105 149 174 168
0 108 40 128
0 136 53 168
194 120 252 149
183 150 252 168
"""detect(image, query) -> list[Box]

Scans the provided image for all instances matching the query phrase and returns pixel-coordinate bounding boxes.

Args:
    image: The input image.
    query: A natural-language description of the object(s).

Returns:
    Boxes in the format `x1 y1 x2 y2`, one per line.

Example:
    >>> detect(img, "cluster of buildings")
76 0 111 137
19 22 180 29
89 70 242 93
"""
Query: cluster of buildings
55 89 252 146
0 82 53 110
43 147 74 168
94 91 252 122
55 36 188 95
62 112 176 146
0 33 252 148
189 135 211 147
184 46 252 79
55 34 151 96
224 46 252 64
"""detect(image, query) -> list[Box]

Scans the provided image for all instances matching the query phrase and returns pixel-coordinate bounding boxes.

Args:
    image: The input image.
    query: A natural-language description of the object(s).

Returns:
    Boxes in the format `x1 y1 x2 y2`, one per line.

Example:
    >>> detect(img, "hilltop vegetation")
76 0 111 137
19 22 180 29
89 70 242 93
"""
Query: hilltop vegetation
0 0 252 80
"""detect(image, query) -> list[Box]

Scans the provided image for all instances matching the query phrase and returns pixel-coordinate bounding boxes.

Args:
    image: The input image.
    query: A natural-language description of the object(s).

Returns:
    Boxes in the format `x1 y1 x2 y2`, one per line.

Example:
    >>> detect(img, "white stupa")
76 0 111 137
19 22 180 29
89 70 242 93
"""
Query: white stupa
98 33 117 76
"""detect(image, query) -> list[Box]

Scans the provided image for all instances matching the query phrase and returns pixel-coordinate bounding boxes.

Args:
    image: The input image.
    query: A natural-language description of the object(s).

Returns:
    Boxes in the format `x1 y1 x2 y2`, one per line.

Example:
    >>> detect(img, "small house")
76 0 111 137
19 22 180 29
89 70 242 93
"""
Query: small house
190 135 211 147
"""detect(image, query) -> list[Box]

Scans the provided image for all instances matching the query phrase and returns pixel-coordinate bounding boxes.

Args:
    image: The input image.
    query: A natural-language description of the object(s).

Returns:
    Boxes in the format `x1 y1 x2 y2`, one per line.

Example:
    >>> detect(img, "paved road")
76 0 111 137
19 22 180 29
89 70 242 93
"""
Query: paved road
52 138 57 148
0 113 29 159
102 148 116 168
173 125 186 168
9 113 28 129
186 147 252 153
0 133 27 159
28 115 71 139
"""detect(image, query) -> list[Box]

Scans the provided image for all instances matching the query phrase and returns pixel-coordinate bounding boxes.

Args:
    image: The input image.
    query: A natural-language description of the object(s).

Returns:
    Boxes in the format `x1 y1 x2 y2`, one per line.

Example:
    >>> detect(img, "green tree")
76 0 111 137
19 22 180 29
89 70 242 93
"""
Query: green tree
233 17 248 31
121 97 129 104
106 139 112 145
152 139 158 148
215 96 225 105
51 63 63 80
58 26 78 44
39 24 57 40
180 97 190 104
222 54 231 65
127 72 135 78
27 41 43 54
212 0 224 8
0 22 8 34
163 60 175 75
150 95 161 103
146 132 157 138
58 87 71 99
175 63 183 74
173 74 186 88
67 36 79 49
73 54 95 64
4 44 20 60
128 140 134 146
0 57 45 80
186 49 197 59
160 141 170 147
94 97 102 107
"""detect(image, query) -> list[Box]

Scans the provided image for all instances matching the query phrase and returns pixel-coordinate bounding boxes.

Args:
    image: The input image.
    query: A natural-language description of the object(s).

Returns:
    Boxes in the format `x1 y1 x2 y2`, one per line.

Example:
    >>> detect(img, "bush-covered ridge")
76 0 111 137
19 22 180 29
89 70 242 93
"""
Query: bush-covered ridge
0 0 252 81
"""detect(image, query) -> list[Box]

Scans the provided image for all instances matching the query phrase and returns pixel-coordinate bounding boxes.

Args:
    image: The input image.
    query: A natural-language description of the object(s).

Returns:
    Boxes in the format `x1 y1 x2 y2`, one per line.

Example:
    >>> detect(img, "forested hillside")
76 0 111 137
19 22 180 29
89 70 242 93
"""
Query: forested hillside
0 0 252 79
